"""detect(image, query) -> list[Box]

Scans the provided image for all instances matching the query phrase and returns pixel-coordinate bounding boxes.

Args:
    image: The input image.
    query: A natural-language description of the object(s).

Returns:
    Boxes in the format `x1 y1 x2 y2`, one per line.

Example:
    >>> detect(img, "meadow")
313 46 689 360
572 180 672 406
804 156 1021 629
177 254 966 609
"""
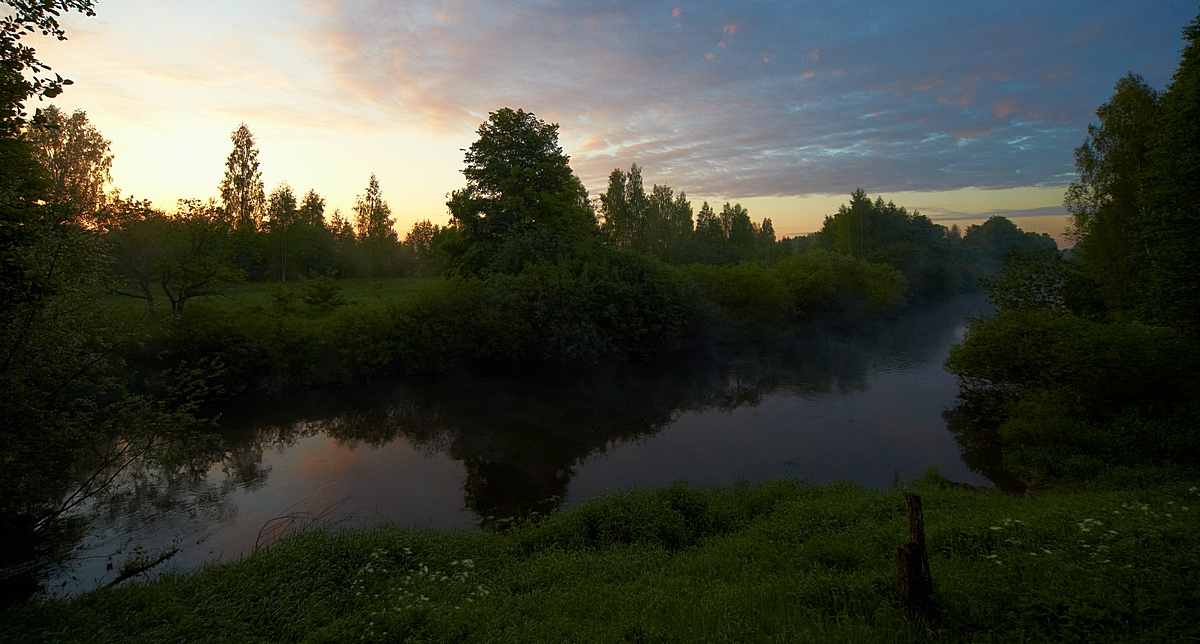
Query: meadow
4 472 1197 642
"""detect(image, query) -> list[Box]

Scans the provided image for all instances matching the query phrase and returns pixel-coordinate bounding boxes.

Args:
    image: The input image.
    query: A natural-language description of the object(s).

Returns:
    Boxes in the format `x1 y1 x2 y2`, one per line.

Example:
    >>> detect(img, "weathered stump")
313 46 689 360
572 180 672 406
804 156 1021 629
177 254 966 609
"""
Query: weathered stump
897 492 933 615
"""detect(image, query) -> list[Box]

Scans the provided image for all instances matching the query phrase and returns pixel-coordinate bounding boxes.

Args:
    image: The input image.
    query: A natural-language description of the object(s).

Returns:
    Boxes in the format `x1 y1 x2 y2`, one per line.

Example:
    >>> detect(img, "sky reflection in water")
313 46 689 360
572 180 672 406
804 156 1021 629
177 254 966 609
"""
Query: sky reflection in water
53 296 992 594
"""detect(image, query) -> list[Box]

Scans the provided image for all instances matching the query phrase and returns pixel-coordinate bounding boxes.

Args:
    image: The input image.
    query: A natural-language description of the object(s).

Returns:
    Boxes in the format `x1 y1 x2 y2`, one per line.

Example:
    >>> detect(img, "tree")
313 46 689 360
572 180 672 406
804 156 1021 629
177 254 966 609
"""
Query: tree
404 219 440 275
353 174 396 277
105 195 169 309
667 190 694 258
266 182 299 281
962 216 1059 276
218 123 265 232
599 167 632 247
757 217 776 250
0 0 97 136
159 199 242 312
298 188 325 228
326 208 356 277
446 107 593 274
1063 73 1159 312
721 202 755 252
294 188 333 276
21 104 111 224
1134 12 1200 329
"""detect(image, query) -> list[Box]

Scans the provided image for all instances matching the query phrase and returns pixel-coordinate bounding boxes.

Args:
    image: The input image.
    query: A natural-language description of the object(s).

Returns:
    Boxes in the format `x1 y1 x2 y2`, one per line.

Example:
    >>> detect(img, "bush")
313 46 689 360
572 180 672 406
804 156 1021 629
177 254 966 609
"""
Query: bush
947 308 1200 479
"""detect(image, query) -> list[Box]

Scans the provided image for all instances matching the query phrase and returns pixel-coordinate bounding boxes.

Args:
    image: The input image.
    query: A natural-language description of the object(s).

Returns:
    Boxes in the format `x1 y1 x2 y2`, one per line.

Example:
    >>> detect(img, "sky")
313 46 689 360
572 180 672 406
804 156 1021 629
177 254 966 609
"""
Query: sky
31 0 1200 242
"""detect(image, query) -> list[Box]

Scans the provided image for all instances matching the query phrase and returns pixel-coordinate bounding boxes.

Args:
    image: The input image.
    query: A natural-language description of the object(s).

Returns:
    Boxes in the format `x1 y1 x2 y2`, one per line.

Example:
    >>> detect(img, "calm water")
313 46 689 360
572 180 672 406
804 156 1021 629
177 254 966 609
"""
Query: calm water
50 296 997 595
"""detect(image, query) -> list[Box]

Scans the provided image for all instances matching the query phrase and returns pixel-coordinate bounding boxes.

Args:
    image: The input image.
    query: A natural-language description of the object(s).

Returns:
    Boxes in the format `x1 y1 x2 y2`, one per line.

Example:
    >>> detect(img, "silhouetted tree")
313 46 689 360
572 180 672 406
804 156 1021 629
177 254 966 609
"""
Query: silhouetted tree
219 123 265 232
1135 13 1200 329
21 105 111 224
266 182 300 281
156 199 242 313
446 107 594 274
353 173 396 277
1064 73 1159 313
0 0 97 135
326 208 356 277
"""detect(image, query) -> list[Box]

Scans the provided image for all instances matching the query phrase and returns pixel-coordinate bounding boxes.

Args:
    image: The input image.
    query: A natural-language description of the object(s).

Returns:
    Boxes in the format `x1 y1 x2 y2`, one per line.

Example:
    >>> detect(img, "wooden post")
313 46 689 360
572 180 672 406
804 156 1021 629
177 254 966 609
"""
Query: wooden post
897 492 933 614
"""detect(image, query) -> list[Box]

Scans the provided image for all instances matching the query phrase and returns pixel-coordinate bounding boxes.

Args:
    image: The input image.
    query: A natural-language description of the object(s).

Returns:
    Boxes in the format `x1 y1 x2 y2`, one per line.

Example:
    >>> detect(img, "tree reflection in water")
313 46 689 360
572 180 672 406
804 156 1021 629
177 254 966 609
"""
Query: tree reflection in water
46 295 1012 594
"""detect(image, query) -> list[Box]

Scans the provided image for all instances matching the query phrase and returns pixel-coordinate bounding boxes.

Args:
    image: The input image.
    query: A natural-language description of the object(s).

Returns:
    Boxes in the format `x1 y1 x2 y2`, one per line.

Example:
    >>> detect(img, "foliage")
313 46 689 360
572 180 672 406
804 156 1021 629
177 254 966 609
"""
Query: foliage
0 137 51 323
815 189 983 301
598 164 697 261
960 216 1059 277
946 308 1199 480
0 166 205 603
403 219 443 276
773 249 908 318
298 269 345 312
107 197 244 313
352 174 399 278
0 0 97 135
1134 13 1200 329
446 108 595 274
679 262 793 342
1063 74 1159 313
20 104 111 224
217 123 264 233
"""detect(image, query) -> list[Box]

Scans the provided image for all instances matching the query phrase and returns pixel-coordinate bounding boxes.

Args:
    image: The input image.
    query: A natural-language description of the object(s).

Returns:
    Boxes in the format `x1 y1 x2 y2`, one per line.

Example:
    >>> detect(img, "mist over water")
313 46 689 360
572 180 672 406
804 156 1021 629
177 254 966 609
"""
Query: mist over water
49 295 994 595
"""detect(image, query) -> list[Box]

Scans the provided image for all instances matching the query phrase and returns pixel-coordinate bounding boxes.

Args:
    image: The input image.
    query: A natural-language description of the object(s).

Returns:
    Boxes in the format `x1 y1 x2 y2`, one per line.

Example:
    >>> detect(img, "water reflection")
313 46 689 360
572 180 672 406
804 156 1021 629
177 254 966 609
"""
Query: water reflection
50 295 1005 594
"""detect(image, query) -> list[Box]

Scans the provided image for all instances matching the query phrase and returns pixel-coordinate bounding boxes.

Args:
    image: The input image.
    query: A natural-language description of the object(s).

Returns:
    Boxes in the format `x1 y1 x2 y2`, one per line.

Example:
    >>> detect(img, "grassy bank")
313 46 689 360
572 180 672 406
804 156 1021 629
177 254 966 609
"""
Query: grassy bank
4 473 1198 642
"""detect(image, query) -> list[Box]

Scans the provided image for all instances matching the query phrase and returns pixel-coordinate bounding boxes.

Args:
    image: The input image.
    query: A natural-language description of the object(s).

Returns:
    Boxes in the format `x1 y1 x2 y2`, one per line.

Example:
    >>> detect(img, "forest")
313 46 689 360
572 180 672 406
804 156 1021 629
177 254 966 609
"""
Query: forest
2 1 1199 640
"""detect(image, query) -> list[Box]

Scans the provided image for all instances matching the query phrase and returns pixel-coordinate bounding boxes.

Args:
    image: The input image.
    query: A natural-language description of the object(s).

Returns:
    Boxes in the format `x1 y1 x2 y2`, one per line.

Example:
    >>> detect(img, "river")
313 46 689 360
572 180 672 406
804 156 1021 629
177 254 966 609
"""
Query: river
47 295 1000 595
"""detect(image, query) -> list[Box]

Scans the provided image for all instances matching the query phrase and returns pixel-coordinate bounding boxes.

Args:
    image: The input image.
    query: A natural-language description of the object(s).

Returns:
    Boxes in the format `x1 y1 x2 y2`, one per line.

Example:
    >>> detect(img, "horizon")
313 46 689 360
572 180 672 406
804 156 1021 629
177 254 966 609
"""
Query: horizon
32 1 1200 245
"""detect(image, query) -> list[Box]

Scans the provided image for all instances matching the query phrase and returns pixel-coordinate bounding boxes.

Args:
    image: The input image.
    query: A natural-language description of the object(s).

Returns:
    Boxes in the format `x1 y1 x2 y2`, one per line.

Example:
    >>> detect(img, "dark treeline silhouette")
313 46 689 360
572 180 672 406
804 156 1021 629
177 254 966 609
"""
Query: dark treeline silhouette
64 106 1055 316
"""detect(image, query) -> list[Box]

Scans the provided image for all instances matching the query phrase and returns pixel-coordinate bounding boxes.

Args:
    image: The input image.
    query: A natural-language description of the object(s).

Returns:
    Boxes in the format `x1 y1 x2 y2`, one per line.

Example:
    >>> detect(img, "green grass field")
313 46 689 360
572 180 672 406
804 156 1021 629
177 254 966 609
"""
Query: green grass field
107 277 435 318
5 473 1197 642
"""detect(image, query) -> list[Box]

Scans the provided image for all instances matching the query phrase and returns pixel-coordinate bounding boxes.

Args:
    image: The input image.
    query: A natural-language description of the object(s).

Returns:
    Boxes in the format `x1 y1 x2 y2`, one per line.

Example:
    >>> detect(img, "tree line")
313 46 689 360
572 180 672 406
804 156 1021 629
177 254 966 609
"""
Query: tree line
18 99 1058 315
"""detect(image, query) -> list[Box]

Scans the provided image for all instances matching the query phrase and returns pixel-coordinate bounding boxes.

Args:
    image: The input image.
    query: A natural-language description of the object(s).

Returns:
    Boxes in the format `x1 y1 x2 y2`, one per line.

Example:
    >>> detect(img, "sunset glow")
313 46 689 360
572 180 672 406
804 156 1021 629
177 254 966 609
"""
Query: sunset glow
32 0 1198 241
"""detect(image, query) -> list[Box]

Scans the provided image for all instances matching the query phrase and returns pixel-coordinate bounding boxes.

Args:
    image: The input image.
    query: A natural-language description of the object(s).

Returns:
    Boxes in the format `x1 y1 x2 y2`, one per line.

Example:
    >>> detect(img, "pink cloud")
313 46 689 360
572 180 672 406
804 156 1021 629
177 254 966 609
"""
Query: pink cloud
951 126 990 139
993 99 1018 118
939 95 974 107
672 6 681 18
722 22 739 35
808 49 820 62
800 70 815 80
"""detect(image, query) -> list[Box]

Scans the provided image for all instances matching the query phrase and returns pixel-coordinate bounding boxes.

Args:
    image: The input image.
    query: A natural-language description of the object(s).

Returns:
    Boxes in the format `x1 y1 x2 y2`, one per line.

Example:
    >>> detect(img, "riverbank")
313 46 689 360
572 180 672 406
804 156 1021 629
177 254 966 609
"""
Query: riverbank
4 473 1197 642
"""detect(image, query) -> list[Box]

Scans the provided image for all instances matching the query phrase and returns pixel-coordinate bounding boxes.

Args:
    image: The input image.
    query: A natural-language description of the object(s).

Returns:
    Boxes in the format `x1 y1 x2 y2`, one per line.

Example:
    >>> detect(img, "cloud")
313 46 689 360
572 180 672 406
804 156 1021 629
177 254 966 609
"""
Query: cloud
305 0 1197 198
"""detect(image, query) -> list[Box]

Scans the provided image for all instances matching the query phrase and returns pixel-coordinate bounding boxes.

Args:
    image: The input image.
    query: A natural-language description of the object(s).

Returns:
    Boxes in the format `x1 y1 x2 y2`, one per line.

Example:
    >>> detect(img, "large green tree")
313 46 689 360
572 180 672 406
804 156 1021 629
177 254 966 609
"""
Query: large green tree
21 104 111 224
1135 13 1200 329
446 107 594 274
1063 73 1159 313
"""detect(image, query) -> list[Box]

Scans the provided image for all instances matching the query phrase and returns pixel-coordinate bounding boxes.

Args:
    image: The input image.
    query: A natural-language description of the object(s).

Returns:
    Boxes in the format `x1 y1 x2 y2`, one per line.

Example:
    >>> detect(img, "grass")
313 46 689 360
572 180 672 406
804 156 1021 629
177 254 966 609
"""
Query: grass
4 473 1198 642
107 277 435 318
